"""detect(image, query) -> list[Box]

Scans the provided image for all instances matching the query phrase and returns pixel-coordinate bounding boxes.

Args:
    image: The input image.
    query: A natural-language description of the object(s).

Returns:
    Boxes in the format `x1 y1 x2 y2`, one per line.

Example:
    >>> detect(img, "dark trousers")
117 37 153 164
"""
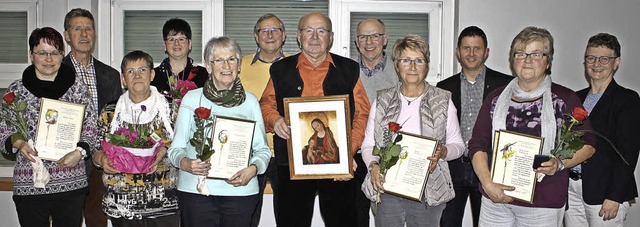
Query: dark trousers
13 188 87 227
178 191 258 227
110 213 180 227
440 157 482 227
354 153 370 227
274 164 357 227
250 157 278 227
84 162 108 227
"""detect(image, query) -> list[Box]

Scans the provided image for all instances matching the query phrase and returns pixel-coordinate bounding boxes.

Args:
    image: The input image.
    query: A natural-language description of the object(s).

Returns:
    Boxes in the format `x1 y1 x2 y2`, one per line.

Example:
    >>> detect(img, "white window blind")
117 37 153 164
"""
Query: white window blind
349 12 429 59
123 10 203 64
224 0 329 56
0 12 28 63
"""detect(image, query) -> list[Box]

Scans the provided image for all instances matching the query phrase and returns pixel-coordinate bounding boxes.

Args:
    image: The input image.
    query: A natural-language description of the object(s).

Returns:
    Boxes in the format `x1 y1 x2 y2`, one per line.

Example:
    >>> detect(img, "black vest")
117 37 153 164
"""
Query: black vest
269 53 360 165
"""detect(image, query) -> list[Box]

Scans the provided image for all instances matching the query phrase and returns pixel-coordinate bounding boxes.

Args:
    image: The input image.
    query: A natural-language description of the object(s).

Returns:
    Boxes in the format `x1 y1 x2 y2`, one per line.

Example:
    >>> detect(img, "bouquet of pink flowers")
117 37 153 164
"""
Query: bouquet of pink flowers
168 71 198 107
102 105 163 174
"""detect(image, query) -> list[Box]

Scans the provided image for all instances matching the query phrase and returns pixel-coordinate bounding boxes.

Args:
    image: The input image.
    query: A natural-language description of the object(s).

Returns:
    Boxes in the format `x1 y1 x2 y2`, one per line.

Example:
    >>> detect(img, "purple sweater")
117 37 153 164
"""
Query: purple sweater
469 83 595 208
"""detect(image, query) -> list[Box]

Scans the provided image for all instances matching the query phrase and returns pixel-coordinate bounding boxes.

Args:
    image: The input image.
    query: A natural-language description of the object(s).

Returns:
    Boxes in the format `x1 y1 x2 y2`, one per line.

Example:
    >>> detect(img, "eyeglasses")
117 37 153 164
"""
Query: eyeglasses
165 37 188 44
125 67 150 76
356 33 385 42
210 57 239 66
585 55 618 64
257 28 283 36
70 26 94 33
299 27 331 37
32 51 62 58
396 58 429 67
514 51 547 60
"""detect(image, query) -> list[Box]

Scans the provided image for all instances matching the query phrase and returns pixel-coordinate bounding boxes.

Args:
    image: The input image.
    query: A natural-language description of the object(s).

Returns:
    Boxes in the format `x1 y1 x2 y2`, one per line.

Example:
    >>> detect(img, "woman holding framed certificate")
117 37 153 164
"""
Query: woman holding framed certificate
360 34 465 226
0 27 98 227
168 36 270 227
468 27 596 226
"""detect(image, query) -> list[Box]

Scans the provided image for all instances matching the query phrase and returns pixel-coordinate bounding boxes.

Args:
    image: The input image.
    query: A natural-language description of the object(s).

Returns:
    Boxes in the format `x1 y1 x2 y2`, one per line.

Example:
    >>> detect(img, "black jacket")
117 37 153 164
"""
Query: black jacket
269 53 360 165
63 54 123 111
436 67 513 122
577 79 640 204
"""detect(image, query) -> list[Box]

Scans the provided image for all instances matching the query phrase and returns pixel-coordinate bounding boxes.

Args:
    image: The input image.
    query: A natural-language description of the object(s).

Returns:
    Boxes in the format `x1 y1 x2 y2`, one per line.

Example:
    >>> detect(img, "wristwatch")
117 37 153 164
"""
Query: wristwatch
76 146 88 160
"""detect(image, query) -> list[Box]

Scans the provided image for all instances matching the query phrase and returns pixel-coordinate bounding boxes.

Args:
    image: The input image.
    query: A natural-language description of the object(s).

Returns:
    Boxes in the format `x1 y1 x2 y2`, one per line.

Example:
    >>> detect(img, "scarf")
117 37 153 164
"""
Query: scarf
203 77 246 108
22 64 75 99
110 86 174 138
492 76 556 155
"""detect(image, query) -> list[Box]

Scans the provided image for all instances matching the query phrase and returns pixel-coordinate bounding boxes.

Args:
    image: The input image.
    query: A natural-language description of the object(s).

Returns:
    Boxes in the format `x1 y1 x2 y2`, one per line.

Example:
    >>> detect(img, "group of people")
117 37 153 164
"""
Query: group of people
0 7 638 227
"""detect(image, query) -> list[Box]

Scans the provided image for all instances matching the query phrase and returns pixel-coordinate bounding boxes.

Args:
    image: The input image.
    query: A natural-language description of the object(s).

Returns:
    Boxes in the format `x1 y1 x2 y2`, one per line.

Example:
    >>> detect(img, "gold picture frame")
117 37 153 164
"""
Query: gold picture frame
284 95 353 180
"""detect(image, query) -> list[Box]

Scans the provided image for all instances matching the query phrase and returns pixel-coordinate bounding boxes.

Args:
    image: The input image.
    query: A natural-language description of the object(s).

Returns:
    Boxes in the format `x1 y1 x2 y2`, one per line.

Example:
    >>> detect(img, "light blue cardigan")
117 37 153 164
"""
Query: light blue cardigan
168 88 270 196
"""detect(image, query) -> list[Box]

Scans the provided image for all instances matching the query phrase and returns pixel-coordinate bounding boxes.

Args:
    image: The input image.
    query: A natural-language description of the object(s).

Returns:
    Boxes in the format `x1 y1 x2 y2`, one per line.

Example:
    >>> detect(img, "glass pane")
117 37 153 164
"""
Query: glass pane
0 12 28 63
224 0 329 56
350 12 429 59
124 11 203 64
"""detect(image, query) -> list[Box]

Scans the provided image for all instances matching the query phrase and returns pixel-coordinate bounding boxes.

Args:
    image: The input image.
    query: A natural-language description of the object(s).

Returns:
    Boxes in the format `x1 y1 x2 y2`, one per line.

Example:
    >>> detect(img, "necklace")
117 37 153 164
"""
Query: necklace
402 95 421 105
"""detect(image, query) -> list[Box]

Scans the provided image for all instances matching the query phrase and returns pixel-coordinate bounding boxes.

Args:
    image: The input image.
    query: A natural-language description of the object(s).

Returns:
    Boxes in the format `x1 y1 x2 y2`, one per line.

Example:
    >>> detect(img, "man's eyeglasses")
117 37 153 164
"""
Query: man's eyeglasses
32 51 62 58
396 58 429 67
513 51 547 60
585 55 618 64
257 28 283 36
210 57 239 66
299 27 331 37
125 67 150 76
165 37 189 44
356 33 385 42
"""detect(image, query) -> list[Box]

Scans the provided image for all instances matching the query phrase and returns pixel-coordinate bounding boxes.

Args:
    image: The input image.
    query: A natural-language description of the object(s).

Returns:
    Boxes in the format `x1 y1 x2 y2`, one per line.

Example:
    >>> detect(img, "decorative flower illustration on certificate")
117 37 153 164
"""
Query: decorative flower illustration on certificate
217 130 229 165
44 109 59 146
500 142 517 183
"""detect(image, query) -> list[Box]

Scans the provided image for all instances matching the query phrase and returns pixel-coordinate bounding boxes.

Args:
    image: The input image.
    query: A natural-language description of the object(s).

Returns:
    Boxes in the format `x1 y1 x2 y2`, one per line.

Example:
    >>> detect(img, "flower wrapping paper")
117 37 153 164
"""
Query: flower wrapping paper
102 139 162 174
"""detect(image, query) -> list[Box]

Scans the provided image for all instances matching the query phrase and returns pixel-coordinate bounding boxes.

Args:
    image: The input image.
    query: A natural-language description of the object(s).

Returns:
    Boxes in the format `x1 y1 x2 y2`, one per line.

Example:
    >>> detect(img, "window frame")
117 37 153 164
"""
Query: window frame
0 0 38 88
106 0 213 67
331 0 455 84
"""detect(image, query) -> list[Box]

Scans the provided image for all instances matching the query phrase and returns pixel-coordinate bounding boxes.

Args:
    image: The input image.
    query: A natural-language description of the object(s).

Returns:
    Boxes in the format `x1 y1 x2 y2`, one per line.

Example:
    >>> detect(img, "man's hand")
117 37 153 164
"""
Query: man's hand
599 199 620 221
273 117 290 139
334 159 358 181
482 181 515 203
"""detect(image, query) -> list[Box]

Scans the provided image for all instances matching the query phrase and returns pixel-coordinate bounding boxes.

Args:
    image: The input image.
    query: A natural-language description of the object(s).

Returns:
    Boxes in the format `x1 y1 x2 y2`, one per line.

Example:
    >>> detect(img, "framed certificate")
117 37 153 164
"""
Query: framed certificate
490 130 544 203
383 132 438 201
284 95 353 180
34 98 86 161
207 115 256 180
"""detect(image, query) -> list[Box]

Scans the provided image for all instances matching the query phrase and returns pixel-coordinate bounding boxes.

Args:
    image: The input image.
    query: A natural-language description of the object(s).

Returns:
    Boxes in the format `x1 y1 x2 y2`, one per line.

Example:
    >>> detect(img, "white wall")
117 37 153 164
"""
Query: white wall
457 1 640 226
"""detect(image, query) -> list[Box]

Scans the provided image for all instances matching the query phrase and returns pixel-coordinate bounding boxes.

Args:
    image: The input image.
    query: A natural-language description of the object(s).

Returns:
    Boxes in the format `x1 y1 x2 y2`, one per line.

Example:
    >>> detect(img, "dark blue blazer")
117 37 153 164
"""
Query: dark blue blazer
577 79 640 204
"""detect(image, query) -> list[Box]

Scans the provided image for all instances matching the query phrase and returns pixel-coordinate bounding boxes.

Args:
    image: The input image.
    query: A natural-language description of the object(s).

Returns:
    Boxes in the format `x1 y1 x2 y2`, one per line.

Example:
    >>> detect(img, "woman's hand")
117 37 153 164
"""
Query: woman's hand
369 162 385 192
427 144 448 173
534 158 561 176
273 117 290 139
14 139 37 163
180 158 211 176
148 146 168 173
226 164 257 187
482 181 515 203
57 149 83 168
94 151 120 174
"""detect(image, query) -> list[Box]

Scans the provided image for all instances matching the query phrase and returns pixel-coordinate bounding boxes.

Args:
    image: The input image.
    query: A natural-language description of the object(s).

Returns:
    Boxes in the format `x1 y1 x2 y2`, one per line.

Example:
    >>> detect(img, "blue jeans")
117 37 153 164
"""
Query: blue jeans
374 193 446 227
178 191 259 227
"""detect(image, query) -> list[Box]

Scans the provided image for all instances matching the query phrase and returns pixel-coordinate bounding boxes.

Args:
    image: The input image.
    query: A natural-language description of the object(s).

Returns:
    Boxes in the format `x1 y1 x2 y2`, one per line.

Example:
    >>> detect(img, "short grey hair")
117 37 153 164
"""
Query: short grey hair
254 13 285 33
203 36 242 62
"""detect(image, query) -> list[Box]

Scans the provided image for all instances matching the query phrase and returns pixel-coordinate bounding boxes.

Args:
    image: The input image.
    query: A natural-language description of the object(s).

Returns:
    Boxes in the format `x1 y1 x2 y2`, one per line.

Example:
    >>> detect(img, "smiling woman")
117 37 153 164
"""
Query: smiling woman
0 27 98 227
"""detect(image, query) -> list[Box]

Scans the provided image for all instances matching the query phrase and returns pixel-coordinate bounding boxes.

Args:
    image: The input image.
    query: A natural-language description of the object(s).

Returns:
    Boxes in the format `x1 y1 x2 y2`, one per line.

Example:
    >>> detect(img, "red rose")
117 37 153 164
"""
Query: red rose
3 92 15 104
195 107 211 119
388 122 401 132
572 107 588 121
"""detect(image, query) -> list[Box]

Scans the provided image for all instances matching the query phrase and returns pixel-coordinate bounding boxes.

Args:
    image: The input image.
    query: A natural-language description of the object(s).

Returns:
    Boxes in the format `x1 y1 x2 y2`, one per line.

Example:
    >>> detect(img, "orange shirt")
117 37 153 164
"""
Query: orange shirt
260 53 370 155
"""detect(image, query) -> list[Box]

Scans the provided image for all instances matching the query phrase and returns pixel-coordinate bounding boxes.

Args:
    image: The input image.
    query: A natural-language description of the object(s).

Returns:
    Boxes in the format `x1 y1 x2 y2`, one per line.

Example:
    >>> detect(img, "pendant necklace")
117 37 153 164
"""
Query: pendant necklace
402 95 421 105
